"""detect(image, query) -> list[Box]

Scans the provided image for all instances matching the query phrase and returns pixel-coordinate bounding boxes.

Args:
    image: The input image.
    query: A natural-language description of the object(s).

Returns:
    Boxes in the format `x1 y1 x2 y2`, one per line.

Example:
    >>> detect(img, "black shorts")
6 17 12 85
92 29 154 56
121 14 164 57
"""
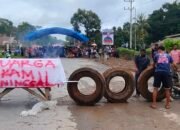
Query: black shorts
153 71 172 89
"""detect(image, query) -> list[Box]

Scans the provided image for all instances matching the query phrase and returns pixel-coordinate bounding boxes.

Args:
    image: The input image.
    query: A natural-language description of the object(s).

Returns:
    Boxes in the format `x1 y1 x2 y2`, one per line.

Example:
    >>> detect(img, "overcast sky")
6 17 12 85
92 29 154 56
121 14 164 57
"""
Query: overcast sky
0 0 177 29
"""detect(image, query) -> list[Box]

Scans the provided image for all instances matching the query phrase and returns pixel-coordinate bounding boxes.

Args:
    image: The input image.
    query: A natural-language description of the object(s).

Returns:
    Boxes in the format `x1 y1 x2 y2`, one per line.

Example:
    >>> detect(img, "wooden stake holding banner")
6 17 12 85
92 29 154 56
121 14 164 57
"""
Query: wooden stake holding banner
23 88 48 101
0 88 14 99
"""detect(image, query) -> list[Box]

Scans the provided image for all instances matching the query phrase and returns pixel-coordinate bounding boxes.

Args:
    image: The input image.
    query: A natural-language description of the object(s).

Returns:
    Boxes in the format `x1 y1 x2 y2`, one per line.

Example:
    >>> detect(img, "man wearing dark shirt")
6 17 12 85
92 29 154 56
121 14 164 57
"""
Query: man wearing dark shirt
134 49 150 97
152 43 159 60
151 46 176 109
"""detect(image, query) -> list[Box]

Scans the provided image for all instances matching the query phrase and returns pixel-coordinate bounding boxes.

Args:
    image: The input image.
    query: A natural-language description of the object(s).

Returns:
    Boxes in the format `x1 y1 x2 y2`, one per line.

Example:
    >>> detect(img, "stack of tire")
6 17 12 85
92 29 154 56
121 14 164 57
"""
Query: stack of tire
67 67 135 105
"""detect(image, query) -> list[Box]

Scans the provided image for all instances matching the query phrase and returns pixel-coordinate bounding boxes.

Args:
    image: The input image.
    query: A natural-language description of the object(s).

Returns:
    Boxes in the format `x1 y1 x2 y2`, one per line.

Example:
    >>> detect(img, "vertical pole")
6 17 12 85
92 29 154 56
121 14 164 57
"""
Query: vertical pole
130 0 133 49
134 8 137 50
124 0 134 49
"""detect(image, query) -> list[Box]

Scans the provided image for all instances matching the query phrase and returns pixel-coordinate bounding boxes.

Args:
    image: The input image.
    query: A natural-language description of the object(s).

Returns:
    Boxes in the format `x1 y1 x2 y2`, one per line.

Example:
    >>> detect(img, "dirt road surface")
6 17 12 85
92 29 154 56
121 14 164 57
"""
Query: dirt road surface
0 58 179 130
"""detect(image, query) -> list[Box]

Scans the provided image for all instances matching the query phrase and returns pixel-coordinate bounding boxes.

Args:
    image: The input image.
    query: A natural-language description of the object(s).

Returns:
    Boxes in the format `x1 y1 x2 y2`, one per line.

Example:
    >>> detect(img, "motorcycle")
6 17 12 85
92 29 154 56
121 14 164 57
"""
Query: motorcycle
171 70 180 99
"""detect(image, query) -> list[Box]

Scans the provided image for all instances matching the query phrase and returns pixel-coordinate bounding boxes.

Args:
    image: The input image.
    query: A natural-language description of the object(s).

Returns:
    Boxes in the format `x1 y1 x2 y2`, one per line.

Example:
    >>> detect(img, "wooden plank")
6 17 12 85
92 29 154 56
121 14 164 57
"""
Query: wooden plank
0 88 14 99
37 88 46 97
45 88 51 100
23 88 47 101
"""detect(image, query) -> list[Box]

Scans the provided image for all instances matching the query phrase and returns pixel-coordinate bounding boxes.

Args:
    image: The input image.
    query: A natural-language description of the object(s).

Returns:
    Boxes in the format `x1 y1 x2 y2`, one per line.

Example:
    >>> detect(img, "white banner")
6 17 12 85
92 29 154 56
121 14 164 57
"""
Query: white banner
0 58 66 88
102 29 114 45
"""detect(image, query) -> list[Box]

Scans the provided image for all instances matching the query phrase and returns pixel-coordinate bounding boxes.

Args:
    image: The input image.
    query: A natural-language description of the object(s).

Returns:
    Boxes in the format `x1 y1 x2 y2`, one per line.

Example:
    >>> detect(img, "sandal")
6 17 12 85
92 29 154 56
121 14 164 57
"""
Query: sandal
150 104 157 109
165 105 171 109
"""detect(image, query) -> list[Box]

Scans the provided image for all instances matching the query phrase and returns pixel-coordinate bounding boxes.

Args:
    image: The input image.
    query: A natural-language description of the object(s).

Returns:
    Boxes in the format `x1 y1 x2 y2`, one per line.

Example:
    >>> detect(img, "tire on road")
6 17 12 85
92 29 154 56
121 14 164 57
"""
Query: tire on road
67 68 105 106
138 66 165 102
103 68 135 103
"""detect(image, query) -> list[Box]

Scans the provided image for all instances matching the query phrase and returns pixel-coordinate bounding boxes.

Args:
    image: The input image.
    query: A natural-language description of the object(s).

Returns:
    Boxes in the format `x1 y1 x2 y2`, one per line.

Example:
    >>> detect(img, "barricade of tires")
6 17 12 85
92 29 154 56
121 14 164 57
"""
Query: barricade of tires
67 67 135 105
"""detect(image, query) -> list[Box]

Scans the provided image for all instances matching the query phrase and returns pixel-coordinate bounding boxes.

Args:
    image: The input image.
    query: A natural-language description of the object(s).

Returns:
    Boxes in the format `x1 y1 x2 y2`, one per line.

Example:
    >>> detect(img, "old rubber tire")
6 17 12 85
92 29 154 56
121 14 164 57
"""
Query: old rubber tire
103 68 135 103
67 68 105 106
138 66 165 102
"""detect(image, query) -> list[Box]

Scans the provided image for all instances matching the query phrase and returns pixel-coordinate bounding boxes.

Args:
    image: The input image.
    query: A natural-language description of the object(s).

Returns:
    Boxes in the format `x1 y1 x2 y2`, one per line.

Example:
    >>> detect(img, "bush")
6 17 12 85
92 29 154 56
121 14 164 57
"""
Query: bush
146 48 151 56
117 47 138 60
164 38 180 52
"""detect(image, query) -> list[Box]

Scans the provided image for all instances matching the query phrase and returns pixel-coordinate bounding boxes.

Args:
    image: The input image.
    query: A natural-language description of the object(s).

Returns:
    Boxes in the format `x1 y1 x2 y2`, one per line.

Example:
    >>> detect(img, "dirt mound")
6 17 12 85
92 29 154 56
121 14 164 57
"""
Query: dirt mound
98 57 135 72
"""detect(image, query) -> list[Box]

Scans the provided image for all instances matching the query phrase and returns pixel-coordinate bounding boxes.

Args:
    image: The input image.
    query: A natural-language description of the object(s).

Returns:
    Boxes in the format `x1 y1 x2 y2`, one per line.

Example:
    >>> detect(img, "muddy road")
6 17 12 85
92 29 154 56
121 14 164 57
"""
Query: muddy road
0 58 179 130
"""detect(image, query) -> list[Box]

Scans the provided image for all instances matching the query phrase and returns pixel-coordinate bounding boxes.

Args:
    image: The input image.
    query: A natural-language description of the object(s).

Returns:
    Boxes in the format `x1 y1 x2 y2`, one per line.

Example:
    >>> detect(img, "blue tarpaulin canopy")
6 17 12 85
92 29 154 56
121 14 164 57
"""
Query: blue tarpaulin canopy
24 27 89 43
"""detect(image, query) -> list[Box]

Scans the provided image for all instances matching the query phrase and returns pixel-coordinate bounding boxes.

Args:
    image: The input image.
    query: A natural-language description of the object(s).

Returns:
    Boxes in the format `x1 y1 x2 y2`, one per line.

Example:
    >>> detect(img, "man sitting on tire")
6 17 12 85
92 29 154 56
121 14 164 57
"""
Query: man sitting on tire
151 46 177 109
134 49 150 97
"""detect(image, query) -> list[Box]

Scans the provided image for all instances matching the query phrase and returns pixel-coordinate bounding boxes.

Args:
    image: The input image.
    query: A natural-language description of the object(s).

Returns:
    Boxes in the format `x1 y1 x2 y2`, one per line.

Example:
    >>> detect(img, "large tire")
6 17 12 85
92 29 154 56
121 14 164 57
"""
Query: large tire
67 68 105 106
103 68 135 103
138 66 165 102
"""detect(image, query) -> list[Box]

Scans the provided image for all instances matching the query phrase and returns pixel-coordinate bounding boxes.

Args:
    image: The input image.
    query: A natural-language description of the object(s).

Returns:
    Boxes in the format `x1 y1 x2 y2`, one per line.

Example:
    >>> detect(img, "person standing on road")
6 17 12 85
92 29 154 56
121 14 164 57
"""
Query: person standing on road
88 47 91 58
98 48 102 57
170 44 180 86
170 45 180 65
134 49 150 97
104 46 109 61
151 46 177 109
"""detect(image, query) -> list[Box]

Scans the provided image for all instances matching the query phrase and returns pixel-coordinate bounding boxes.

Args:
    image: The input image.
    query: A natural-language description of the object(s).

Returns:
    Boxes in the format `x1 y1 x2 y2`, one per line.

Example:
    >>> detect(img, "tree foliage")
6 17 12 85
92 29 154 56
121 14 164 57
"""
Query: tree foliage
147 1 180 42
0 18 14 36
164 38 180 51
136 14 150 47
71 9 101 45
113 26 125 47
16 22 36 41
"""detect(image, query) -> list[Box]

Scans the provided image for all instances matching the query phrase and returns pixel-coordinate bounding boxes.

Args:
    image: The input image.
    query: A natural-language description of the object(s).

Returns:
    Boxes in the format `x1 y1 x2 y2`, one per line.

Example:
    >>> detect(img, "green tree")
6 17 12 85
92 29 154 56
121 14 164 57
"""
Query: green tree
0 18 14 36
123 22 130 46
17 22 36 41
136 14 150 48
113 26 125 47
148 1 180 42
71 9 101 45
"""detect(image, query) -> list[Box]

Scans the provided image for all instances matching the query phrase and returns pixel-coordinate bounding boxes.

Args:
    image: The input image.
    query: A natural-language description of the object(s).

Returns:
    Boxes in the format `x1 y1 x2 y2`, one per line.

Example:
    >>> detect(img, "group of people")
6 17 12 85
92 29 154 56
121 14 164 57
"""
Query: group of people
65 45 118 59
134 44 180 109
25 46 64 58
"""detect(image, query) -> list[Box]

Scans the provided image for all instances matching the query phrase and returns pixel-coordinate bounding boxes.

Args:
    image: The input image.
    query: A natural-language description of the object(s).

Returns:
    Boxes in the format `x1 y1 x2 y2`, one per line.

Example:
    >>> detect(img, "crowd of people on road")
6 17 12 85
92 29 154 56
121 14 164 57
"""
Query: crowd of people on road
24 46 64 58
134 43 180 109
2 46 64 58
65 45 119 59
2 45 119 59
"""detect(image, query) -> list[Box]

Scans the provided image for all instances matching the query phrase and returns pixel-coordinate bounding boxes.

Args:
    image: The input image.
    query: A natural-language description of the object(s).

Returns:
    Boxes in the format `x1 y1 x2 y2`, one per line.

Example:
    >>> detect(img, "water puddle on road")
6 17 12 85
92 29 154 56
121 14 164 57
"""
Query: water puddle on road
56 106 77 130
